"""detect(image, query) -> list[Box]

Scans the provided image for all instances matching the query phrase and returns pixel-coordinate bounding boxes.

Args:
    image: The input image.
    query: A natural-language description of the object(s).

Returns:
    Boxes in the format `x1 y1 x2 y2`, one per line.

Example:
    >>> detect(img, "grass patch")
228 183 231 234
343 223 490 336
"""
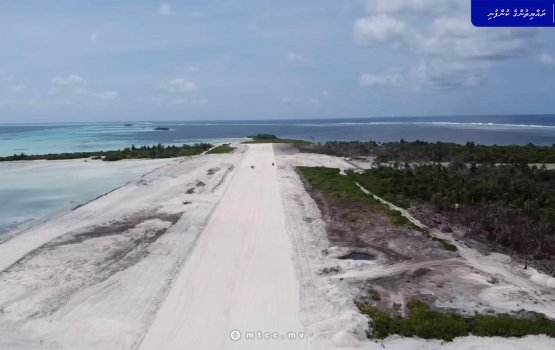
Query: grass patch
357 300 555 341
206 144 235 154
384 210 414 228
299 166 457 253
370 289 381 301
416 225 458 252
433 237 458 252
298 167 375 203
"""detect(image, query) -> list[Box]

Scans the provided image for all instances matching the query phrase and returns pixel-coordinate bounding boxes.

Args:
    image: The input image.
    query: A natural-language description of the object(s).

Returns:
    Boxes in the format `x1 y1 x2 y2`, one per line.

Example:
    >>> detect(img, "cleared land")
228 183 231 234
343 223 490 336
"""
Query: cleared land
0 141 554 350
140 144 306 350
0 150 242 349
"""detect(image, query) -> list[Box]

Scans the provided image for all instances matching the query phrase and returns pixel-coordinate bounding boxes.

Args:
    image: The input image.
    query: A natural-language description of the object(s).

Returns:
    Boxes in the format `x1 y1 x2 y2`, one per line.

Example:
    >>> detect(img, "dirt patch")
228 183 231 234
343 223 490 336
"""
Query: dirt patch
207 167 219 176
410 205 555 275
0 211 183 320
273 143 299 155
340 252 376 261
298 177 522 319
303 184 453 264
44 212 181 247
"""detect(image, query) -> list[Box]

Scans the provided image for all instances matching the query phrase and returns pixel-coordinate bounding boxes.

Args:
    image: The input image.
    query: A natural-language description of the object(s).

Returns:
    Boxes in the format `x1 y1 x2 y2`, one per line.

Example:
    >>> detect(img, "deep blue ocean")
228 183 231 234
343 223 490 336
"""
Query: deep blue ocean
0 115 554 156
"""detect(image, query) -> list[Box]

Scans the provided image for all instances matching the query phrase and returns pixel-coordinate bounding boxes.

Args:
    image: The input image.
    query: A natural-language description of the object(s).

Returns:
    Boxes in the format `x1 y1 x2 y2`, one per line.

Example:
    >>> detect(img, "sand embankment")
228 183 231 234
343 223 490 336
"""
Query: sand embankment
0 150 243 349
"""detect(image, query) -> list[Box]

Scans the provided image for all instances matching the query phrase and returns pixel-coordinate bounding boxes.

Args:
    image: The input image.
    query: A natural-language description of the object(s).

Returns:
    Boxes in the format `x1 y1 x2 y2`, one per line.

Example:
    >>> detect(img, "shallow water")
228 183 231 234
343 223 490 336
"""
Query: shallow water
0 159 168 240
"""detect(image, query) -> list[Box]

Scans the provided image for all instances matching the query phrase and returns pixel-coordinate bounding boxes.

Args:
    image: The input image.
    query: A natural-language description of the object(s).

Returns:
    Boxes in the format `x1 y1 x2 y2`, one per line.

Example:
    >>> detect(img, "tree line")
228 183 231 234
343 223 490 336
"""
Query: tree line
0 143 212 162
308 140 555 164
352 164 555 272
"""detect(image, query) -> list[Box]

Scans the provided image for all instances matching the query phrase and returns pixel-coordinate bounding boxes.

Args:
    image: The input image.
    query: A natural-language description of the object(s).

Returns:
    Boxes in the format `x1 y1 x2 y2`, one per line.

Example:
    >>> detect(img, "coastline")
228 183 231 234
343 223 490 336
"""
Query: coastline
0 158 176 243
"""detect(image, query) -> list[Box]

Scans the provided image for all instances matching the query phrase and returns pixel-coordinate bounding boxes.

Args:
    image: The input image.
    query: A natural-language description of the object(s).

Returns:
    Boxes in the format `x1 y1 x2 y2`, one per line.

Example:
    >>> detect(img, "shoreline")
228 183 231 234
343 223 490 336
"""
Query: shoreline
0 157 178 244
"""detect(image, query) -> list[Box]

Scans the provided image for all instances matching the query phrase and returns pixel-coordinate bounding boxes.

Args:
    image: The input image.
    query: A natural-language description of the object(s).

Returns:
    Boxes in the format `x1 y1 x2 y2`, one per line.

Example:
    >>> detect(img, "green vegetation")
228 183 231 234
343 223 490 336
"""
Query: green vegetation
353 164 555 264
0 143 212 162
298 167 373 203
206 144 235 154
357 300 555 341
298 167 456 251
244 134 311 145
310 140 555 164
370 289 381 301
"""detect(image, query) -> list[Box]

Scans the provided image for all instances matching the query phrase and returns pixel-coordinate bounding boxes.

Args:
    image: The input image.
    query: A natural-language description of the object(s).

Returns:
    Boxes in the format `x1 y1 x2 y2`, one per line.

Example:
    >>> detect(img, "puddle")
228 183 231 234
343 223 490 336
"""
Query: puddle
339 252 375 261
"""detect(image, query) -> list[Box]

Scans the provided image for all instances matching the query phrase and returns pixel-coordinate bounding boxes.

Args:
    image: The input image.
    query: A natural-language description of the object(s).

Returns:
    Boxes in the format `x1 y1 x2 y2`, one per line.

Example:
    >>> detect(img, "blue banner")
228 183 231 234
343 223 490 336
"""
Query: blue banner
472 0 555 27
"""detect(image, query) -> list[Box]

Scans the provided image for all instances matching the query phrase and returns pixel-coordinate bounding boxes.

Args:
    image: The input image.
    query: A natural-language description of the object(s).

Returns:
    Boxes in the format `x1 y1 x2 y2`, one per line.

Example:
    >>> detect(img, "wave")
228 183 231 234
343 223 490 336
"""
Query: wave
333 121 555 129
155 121 555 129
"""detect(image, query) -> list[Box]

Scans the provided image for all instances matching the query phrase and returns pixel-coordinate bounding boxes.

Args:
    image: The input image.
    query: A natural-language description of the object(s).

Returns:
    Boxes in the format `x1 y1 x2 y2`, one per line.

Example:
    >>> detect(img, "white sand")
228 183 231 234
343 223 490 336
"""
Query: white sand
140 144 306 349
0 145 554 350
0 151 243 349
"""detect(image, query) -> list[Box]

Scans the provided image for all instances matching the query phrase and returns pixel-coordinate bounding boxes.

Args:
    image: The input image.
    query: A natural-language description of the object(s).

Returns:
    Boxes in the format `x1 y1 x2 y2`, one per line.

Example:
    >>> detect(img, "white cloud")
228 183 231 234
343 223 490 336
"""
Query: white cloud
93 91 119 101
91 32 97 46
359 73 402 87
354 1 541 90
158 3 173 16
52 75 86 86
411 60 486 89
10 84 27 93
353 15 407 46
154 78 203 107
420 18 538 60
539 53 555 66
286 52 306 63
281 97 291 104
161 78 197 93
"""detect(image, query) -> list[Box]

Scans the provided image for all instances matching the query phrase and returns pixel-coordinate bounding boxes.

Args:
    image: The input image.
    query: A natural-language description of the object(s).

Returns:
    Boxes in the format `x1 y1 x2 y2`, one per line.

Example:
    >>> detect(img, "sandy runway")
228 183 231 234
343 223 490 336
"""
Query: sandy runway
140 144 306 350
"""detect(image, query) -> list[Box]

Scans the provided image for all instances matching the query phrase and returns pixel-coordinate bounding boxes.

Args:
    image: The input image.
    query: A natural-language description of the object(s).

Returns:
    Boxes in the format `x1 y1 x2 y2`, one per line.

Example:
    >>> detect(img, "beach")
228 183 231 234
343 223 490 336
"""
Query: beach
0 143 554 349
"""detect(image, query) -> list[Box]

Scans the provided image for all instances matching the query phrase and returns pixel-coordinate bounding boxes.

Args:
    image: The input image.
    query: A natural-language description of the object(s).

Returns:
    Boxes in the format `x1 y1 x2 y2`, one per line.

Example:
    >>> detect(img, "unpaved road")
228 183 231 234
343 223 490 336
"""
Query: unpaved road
140 144 306 350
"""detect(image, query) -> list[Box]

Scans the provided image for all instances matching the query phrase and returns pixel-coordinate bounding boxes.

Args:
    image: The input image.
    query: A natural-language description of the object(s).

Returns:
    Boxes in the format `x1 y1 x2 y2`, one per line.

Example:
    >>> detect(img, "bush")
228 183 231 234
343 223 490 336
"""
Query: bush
357 299 555 341
103 154 126 161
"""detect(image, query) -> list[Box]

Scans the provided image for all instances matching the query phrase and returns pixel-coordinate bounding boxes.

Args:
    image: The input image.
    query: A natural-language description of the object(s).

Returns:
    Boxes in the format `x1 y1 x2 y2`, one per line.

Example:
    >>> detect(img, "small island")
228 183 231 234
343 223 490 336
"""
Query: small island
0 143 213 162
154 127 170 131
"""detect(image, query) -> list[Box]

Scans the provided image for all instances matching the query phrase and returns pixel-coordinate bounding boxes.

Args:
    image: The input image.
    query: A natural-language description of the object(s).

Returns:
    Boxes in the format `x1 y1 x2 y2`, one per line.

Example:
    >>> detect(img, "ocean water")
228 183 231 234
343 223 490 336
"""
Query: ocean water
0 115 554 157
0 115 554 239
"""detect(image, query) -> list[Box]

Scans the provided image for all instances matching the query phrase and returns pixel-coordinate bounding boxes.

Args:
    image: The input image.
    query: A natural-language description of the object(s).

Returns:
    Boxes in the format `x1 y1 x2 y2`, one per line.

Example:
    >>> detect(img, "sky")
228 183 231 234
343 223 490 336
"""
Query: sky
0 0 554 122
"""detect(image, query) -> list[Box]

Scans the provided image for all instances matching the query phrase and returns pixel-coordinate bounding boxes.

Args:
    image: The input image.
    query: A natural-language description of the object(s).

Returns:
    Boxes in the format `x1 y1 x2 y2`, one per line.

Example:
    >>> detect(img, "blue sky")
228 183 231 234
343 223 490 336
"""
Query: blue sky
0 0 554 122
